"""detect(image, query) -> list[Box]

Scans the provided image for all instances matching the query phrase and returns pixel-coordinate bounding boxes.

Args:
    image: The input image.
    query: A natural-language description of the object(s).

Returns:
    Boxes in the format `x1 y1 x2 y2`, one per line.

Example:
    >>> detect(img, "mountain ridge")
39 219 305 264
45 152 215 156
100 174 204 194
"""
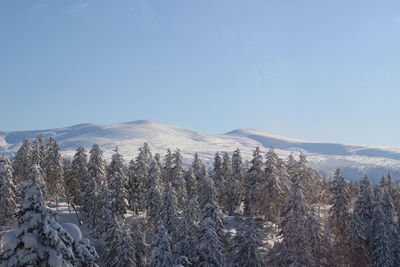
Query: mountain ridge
1 120 399 181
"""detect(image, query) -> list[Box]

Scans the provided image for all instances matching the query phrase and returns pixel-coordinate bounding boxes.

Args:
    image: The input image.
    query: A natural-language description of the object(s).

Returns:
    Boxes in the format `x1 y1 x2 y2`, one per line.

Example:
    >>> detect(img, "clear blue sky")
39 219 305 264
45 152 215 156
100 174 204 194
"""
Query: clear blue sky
1 0 400 146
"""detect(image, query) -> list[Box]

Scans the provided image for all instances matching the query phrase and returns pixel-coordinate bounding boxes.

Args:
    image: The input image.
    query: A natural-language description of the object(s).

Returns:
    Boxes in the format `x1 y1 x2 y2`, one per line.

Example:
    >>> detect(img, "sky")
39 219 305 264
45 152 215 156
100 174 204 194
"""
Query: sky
1 0 400 146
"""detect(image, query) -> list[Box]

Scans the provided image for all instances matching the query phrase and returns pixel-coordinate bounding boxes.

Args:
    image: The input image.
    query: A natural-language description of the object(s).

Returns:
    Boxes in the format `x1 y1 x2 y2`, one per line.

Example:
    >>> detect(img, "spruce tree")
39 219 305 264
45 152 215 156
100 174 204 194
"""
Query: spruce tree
108 149 128 217
2 167 76 266
328 169 351 264
154 153 163 173
192 153 206 187
184 167 197 200
380 188 400 265
212 151 224 204
174 198 200 261
150 224 175 267
161 182 179 241
0 156 17 225
371 192 393 267
71 146 88 206
172 149 187 208
304 207 330 266
349 176 375 266
259 148 285 222
199 175 225 244
193 217 226 267
290 152 322 204
197 171 218 210
232 217 264 267
62 157 75 211
128 143 152 214
162 148 174 185
2 165 99 266
230 148 244 213
44 137 64 205
31 133 46 169
278 178 313 266
130 220 148 267
146 160 162 233
85 144 107 237
244 147 264 216
127 159 139 214
220 152 234 214
26 163 47 194
104 216 137 267
12 138 32 184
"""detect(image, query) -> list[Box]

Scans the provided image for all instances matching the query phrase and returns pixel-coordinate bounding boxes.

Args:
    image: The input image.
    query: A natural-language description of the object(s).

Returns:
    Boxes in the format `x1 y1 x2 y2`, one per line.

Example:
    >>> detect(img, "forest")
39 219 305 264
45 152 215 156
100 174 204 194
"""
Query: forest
0 134 399 267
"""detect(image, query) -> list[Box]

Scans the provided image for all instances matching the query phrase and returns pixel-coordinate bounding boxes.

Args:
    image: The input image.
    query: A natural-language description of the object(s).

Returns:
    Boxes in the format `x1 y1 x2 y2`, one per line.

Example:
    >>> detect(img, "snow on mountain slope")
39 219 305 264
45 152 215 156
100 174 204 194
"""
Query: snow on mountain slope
1 120 399 181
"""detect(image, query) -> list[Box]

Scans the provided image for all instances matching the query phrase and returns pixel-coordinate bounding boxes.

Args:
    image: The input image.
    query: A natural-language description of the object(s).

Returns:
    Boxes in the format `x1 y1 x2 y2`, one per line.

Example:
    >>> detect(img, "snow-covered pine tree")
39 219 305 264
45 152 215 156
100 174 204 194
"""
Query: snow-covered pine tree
349 175 375 266
285 153 297 179
130 220 148 267
277 177 313 266
161 182 179 241
277 158 291 196
198 173 226 245
128 143 152 214
328 169 351 265
232 217 264 267
62 157 76 211
44 137 64 205
304 207 332 266
12 138 32 184
380 172 400 226
172 149 187 208
291 152 323 204
103 216 138 267
88 144 107 189
127 159 139 214
197 170 217 210
174 197 200 262
184 167 197 201
380 188 400 265
379 175 387 190
162 148 174 185
108 149 128 217
192 153 207 187
145 160 162 233
71 237 99 267
150 224 175 267
212 152 224 204
84 144 108 237
96 184 115 238
220 152 235 214
259 148 285 222
244 147 264 216
2 166 76 266
3 166 98 266
31 133 46 169
371 192 393 267
384 172 397 201
230 148 244 213
0 156 17 226
154 153 163 173
192 217 226 267
71 146 88 206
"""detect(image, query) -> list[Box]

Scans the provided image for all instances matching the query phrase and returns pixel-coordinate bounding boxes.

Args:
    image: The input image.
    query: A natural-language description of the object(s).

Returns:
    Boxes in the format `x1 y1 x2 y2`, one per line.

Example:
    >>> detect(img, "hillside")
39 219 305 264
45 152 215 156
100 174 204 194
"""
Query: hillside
1 120 400 181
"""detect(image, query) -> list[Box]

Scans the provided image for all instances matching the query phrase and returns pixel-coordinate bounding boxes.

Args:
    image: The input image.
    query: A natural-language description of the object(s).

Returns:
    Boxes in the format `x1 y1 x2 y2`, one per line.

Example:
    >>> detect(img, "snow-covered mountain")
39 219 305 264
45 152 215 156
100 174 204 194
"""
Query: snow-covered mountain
1 120 399 181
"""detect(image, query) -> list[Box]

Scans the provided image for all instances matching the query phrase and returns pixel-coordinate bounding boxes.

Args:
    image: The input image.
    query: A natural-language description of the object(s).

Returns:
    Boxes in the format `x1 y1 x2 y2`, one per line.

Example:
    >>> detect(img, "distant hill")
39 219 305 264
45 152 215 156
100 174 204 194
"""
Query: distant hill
1 120 399 182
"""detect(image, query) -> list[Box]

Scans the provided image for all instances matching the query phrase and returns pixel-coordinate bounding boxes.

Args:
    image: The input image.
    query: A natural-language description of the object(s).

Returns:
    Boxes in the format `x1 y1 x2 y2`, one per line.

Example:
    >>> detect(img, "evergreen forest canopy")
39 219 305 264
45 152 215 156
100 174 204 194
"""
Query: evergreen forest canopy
1 134 399 266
